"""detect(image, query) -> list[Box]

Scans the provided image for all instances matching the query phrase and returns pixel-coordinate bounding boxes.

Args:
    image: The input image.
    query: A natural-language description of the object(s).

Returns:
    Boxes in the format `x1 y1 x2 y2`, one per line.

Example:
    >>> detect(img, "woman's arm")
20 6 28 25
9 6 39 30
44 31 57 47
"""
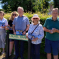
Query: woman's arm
36 26 44 40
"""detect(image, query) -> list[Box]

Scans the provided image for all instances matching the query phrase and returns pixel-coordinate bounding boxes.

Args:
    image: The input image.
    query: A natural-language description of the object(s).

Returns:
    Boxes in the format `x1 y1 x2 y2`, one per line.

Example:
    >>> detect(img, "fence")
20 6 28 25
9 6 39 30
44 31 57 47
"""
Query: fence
5 32 31 59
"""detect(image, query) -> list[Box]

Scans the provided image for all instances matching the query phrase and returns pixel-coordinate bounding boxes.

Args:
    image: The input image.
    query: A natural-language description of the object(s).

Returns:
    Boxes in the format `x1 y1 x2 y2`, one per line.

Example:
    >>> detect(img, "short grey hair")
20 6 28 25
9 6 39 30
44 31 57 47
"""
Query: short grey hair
52 8 58 13
17 6 24 11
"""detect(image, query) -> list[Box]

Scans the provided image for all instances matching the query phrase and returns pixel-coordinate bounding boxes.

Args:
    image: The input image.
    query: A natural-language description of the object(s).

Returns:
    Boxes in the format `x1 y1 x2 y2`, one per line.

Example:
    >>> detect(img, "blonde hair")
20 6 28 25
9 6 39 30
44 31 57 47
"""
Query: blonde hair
52 8 58 13
0 11 5 16
17 6 24 11
9 11 18 20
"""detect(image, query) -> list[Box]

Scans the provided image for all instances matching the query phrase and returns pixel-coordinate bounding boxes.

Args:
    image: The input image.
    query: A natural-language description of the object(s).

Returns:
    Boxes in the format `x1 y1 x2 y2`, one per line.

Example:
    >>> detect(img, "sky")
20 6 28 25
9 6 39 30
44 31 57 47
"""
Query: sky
0 0 53 9
0 1 3 9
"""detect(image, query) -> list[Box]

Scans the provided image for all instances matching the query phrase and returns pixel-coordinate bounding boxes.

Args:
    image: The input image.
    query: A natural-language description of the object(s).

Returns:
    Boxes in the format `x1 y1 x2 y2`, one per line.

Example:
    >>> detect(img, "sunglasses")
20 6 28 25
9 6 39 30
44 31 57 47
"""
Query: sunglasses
33 18 38 19
12 14 17 16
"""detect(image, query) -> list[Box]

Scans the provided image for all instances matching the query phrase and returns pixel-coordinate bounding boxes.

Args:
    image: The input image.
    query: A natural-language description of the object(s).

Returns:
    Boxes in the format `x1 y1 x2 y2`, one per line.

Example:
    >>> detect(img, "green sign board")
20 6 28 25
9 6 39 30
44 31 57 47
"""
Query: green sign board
9 34 28 41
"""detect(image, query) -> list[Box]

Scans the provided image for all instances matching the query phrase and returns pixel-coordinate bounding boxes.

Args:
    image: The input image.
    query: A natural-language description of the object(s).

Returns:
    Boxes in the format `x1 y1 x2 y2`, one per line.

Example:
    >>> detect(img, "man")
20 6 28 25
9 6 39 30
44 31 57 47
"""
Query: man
43 8 59 59
13 7 30 59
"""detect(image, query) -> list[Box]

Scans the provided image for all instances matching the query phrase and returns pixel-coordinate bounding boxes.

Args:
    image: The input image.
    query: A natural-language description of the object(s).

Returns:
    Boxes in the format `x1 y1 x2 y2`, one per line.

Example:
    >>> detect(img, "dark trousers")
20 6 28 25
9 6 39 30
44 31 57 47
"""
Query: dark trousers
31 43 41 59
14 40 24 59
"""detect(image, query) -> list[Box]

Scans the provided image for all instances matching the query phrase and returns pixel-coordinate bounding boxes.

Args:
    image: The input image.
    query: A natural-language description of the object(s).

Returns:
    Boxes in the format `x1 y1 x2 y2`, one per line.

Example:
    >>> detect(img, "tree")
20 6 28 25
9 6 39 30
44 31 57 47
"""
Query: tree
1 0 35 12
54 0 59 8
1 0 51 12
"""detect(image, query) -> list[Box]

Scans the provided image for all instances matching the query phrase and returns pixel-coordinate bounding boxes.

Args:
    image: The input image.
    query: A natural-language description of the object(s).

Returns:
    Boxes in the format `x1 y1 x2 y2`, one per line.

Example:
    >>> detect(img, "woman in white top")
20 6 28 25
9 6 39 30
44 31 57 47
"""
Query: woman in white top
0 11 8 54
27 14 44 59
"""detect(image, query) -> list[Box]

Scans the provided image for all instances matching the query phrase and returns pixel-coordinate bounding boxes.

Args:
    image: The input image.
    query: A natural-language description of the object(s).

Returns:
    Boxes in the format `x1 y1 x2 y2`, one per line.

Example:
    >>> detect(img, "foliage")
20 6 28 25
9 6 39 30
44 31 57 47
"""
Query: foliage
54 0 59 8
1 0 51 13
4 12 51 24
4 13 11 20
24 12 51 25
4 12 52 55
0 9 4 11
2 0 35 12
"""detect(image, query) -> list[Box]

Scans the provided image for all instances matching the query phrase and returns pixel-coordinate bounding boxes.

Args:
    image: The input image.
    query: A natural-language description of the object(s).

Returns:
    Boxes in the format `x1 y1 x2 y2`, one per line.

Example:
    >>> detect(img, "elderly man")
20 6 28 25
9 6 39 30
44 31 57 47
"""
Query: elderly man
13 7 30 59
43 8 59 59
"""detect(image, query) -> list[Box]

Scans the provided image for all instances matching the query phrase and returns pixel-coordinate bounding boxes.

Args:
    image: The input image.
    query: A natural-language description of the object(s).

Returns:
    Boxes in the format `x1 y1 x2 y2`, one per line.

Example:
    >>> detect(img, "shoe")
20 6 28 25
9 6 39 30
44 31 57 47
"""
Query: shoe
13 51 15 55
9 54 11 56
9 54 12 59
1 52 6 59
2 52 5 55
2 57 5 59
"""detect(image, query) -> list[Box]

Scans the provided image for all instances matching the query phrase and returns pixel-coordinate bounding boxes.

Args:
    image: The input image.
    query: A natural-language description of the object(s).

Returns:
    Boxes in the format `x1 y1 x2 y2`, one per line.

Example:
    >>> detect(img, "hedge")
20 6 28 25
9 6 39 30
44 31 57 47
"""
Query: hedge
4 12 52 25
4 12 52 55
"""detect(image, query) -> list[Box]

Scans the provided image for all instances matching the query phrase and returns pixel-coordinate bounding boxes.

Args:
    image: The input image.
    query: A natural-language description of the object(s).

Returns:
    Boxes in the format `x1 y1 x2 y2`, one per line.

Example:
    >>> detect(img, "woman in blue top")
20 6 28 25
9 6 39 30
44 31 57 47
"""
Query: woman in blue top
26 14 44 59
0 11 8 54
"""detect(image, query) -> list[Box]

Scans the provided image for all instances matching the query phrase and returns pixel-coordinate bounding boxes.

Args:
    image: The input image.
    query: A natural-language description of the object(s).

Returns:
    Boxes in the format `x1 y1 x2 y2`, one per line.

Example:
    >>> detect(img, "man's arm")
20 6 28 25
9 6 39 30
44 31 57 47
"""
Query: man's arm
43 27 50 32
26 24 30 32
43 27 53 34
52 28 59 33
56 29 59 33
23 24 30 35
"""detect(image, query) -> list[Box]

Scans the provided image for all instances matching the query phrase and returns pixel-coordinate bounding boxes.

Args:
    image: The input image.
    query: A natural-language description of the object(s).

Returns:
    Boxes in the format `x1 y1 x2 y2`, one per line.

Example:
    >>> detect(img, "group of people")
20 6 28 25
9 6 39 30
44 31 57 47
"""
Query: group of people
0 6 59 59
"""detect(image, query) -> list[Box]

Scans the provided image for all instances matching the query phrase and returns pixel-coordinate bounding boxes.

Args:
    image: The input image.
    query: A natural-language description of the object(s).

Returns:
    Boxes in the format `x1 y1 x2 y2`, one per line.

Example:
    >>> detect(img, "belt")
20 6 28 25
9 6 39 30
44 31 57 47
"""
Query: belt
16 30 23 32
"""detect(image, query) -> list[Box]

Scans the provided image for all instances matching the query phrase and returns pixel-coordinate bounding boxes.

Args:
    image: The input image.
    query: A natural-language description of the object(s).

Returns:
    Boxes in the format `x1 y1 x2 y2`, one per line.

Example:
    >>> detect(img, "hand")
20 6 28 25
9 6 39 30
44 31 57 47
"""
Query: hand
23 31 26 35
14 32 16 35
1 26 5 28
49 30 53 34
5 26 9 30
52 28 57 33
32 38 38 41
26 33 28 38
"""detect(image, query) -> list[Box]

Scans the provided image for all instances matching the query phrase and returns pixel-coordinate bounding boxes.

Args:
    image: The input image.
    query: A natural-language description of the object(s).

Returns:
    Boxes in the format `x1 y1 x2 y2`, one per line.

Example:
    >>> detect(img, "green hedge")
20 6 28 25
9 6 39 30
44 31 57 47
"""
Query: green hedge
4 12 51 54
4 12 51 24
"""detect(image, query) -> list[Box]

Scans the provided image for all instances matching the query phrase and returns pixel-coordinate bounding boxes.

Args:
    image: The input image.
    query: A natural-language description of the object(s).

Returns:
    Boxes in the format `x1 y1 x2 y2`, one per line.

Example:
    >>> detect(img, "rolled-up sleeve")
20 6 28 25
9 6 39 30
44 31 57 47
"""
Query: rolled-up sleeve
26 17 30 25
28 28 32 40
43 19 48 28
5 19 8 26
36 26 44 40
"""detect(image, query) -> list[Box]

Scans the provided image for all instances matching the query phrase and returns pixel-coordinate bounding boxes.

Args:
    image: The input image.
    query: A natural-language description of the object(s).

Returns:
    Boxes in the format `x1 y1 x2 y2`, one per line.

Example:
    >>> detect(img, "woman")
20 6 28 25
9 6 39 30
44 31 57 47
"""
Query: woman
0 11 8 54
26 14 44 59
5 11 18 56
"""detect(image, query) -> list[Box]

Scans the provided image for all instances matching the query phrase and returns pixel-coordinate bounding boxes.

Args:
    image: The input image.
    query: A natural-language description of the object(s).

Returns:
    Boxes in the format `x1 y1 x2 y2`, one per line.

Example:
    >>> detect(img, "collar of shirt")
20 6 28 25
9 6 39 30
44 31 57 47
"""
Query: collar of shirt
18 15 24 18
50 17 59 21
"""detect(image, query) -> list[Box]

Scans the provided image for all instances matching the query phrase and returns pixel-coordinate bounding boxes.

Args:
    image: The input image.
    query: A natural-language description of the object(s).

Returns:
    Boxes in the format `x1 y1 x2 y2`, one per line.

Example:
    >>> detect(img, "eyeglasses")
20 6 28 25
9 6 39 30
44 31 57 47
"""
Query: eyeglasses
33 18 38 19
12 14 17 16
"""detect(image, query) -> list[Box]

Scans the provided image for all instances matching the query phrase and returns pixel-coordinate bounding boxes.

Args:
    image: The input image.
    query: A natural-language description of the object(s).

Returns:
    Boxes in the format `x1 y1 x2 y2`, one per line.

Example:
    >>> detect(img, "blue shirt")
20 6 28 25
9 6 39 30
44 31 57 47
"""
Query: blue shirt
13 16 30 31
0 18 8 29
28 24 44 44
44 17 59 41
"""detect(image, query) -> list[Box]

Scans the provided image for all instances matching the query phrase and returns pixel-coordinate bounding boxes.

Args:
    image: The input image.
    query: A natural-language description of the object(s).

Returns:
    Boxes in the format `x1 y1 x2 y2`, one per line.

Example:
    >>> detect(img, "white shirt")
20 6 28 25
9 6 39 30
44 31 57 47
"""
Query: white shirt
28 23 44 44
0 18 8 29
